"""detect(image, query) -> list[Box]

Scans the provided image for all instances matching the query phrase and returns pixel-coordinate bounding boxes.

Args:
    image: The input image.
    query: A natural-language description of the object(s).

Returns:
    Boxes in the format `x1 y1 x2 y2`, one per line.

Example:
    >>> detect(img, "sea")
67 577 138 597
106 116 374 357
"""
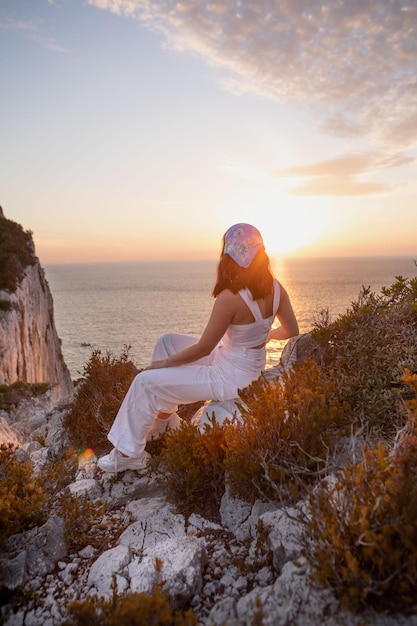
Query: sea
44 257 417 380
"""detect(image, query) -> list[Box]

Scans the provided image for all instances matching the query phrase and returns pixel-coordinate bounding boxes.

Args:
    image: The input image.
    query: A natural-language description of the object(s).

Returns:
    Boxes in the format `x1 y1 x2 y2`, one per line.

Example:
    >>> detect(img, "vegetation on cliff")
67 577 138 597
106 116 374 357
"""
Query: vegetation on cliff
64 346 138 454
0 213 36 294
303 369 417 613
309 275 417 436
64 585 197 626
0 445 107 552
0 381 50 413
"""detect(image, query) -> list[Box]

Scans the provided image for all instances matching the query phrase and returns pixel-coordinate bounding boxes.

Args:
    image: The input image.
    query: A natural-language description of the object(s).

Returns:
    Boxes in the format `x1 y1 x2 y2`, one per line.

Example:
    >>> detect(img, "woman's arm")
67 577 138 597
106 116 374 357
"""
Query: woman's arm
267 285 299 342
145 290 236 370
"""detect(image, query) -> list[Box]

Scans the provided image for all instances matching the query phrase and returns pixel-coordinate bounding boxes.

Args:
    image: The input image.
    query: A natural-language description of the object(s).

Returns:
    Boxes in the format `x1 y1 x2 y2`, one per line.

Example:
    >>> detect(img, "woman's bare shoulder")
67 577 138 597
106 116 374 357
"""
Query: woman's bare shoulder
216 288 239 301
215 288 245 316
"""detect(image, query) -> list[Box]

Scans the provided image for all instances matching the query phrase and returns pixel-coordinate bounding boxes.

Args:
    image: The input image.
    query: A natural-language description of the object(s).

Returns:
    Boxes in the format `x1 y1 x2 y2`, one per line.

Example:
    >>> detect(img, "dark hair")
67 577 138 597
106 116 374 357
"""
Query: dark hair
212 248 274 299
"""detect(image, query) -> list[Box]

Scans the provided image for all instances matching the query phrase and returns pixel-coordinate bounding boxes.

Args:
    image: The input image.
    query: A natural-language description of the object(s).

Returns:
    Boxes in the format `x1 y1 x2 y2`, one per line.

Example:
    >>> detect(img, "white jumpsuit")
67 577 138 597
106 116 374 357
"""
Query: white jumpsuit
107 280 281 457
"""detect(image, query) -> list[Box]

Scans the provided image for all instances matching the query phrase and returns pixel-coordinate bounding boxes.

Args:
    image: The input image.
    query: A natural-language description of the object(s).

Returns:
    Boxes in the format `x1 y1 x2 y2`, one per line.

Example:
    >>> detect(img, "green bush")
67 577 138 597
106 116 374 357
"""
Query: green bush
310 276 417 436
0 215 36 293
302 368 417 613
0 381 51 412
224 360 350 505
64 347 138 454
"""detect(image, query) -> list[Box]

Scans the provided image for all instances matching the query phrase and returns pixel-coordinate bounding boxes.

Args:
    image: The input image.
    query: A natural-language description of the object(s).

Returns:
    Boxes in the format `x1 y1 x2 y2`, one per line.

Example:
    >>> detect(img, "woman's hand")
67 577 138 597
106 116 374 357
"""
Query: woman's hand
143 359 166 371
269 286 299 341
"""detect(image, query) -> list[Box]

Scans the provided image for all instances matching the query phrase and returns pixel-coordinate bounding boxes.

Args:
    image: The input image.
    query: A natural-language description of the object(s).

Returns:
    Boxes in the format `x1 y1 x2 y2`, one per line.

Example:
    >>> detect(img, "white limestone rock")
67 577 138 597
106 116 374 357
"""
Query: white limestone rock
0 262 73 399
0 517 67 591
128 536 207 602
220 487 278 542
87 544 131 596
0 416 20 446
260 506 304 571
120 497 186 551
69 478 102 501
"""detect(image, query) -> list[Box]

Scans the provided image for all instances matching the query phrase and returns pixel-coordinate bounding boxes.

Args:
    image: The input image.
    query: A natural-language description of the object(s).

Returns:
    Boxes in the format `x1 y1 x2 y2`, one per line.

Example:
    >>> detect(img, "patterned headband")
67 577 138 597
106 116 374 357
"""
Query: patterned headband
223 223 264 268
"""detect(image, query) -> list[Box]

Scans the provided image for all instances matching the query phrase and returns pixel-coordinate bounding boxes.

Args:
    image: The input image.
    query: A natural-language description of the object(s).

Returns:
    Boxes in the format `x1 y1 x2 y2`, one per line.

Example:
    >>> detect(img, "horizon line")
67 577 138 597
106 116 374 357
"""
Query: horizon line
42 253 417 266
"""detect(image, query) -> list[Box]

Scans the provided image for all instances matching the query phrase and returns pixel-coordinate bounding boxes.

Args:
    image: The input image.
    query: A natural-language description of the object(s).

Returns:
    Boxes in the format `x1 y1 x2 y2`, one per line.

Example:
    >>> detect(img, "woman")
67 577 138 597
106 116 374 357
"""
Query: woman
98 223 299 472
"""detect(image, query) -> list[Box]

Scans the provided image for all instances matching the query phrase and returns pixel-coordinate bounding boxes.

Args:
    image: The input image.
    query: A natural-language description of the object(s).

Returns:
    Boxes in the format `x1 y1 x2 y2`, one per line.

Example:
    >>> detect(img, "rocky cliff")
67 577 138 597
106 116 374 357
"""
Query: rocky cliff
0 210 73 400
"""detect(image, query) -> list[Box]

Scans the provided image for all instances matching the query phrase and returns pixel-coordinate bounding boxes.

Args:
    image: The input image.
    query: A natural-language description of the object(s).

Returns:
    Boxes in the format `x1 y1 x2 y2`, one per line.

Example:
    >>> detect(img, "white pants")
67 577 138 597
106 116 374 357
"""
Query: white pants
107 333 265 457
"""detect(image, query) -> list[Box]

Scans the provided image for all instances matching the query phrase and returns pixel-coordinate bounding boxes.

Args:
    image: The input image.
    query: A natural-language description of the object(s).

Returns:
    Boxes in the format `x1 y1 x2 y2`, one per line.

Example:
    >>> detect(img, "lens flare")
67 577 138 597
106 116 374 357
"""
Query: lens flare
78 447 97 468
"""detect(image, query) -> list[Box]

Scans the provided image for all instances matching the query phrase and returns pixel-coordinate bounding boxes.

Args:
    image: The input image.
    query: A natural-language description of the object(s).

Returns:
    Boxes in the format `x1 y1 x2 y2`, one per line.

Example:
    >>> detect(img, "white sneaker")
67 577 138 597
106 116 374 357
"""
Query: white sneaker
146 413 182 440
98 448 150 473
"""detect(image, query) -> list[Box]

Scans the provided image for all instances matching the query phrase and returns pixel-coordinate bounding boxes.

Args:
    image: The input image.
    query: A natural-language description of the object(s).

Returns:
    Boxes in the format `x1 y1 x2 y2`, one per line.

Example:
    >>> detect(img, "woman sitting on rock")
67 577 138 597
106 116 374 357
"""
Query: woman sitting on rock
98 223 299 472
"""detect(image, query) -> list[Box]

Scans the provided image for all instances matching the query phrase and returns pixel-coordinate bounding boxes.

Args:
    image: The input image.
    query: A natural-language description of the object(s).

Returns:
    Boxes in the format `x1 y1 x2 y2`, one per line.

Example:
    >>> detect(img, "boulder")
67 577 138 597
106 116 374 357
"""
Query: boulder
0 517 67 591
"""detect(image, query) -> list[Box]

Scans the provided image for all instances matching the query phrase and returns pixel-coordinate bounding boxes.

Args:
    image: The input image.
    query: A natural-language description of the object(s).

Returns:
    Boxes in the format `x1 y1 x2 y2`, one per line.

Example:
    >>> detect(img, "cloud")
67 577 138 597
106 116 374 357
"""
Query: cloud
0 16 66 52
287 177 398 197
88 0 417 149
274 152 414 178
269 150 413 196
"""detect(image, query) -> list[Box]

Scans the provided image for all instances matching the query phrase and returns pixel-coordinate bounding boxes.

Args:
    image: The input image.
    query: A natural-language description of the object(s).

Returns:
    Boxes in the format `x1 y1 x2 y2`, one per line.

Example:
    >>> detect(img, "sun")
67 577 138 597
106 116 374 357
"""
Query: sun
261 213 320 255
224 188 328 257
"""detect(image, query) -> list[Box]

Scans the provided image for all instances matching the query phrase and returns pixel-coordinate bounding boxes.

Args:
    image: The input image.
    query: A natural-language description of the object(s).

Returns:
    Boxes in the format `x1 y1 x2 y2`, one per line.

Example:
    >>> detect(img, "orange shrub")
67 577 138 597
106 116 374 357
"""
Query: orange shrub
0 443 46 546
64 347 138 454
153 417 229 521
64 586 197 626
303 368 417 612
224 360 350 505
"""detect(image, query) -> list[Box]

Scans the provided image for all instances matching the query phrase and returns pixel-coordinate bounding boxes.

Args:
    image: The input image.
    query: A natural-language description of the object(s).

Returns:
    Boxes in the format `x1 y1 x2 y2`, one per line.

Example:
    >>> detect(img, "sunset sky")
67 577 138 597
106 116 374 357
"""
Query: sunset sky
1 0 416 264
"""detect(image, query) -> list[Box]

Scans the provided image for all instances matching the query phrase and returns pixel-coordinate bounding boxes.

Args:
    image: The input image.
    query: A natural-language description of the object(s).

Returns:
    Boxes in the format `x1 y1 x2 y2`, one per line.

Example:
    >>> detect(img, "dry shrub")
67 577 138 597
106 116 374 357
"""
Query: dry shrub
64 346 138 454
152 418 229 521
154 361 350 516
0 444 108 553
0 444 46 547
224 360 351 505
37 449 107 550
302 368 417 613
39 448 79 496
55 491 107 551
64 583 197 626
